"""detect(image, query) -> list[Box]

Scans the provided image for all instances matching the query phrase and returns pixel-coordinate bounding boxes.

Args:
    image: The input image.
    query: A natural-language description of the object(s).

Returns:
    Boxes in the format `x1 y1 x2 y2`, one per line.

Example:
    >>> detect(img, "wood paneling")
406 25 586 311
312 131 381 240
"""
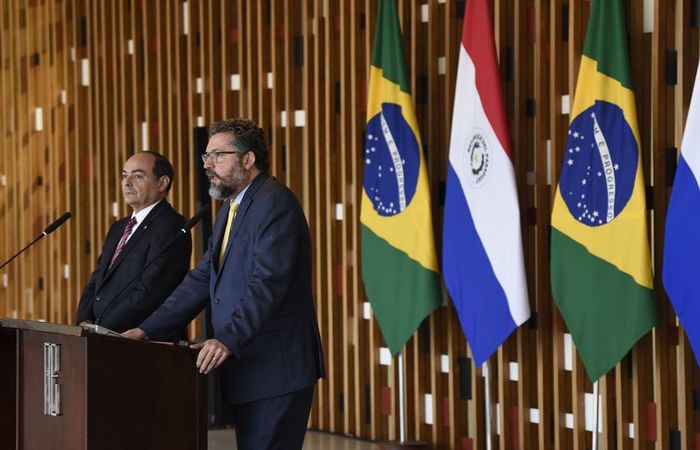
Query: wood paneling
1 1 699 449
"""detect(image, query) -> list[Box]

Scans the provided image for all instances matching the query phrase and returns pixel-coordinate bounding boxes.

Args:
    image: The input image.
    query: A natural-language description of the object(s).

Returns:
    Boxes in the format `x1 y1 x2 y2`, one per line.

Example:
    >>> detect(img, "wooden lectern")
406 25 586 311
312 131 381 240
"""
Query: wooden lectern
0 319 207 450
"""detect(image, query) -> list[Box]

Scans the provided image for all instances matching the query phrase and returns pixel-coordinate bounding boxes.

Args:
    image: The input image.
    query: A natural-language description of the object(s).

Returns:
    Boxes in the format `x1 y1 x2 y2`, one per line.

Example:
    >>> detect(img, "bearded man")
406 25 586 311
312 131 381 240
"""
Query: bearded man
123 118 325 450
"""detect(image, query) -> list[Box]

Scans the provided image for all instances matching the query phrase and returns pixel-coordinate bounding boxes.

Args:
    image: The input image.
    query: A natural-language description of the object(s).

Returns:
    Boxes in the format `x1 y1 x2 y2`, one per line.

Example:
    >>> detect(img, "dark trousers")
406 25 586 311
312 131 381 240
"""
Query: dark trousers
231 386 315 450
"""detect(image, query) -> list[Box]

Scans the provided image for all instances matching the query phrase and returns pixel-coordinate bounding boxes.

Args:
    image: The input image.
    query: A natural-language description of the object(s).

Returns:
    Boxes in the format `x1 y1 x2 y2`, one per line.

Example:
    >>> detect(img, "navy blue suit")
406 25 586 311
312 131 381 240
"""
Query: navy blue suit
141 174 325 449
76 200 191 336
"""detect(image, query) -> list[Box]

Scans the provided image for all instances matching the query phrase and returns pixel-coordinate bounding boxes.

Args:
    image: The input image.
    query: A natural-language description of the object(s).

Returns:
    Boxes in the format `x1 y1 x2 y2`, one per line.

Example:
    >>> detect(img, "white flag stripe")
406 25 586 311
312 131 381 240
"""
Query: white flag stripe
681 68 700 185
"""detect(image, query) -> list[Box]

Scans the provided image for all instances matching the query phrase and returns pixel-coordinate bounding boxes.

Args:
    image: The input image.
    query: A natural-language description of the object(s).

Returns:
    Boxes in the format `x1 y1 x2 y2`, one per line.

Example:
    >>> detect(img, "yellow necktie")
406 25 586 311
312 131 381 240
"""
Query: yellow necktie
219 200 238 265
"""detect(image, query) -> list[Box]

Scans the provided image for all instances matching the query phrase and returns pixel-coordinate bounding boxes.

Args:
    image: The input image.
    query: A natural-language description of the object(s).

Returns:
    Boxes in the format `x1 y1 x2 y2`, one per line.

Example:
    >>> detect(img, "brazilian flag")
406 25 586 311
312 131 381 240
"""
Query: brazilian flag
550 0 657 381
361 0 441 356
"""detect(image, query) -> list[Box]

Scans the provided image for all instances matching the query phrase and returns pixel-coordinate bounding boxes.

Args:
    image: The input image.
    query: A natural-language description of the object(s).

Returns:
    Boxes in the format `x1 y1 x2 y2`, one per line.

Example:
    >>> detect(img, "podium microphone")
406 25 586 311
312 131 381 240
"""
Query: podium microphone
0 212 72 271
179 204 211 234
43 212 72 235
95 205 211 326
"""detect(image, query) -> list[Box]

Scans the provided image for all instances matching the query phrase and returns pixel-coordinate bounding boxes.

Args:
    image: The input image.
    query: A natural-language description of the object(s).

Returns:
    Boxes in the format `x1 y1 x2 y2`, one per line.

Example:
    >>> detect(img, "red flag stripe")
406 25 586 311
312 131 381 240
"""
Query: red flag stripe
461 0 513 160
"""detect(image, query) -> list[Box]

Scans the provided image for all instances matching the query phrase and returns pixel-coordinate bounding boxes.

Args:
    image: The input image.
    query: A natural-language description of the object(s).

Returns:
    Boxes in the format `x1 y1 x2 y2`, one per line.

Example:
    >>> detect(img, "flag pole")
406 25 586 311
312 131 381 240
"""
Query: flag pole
484 360 493 450
592 380 600 450
383 348 426 448
398 349 407 443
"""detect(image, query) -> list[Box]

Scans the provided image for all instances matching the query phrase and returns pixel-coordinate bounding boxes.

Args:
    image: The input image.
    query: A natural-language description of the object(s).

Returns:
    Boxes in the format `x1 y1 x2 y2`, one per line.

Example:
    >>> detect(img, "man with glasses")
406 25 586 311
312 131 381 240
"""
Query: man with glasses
124 118 325 450
76 151 191 337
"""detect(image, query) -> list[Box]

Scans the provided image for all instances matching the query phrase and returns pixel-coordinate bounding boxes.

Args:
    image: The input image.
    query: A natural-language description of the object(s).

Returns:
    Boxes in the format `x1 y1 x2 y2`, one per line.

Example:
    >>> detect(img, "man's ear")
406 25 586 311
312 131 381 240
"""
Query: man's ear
244 152 257 170
158 175 171 192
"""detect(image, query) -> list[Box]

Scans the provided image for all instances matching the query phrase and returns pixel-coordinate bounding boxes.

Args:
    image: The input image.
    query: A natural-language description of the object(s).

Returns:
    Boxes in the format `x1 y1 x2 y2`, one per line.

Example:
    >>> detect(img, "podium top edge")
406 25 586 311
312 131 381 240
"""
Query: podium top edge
0 318 83 336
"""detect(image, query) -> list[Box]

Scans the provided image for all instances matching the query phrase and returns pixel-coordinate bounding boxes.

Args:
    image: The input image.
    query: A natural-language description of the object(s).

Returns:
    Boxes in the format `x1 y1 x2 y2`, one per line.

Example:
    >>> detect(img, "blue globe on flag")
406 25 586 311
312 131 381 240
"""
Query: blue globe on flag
559 100 638 227
363 103 420 217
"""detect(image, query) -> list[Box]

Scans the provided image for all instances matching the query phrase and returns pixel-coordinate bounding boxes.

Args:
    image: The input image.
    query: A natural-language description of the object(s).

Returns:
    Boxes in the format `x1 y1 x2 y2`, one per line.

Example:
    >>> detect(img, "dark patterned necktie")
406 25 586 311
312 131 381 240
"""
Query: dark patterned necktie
109 217 137 268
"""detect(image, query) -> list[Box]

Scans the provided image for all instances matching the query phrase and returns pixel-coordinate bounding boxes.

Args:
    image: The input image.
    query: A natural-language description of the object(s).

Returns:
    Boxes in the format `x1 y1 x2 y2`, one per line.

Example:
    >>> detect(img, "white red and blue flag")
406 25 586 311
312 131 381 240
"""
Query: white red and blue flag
442 0 530 366
663 61 700 364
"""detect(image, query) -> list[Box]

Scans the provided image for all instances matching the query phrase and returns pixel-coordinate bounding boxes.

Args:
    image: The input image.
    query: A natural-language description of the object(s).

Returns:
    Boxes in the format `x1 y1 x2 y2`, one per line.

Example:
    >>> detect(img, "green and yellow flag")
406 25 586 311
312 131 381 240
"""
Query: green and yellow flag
361 0 441 356
551 0 657 381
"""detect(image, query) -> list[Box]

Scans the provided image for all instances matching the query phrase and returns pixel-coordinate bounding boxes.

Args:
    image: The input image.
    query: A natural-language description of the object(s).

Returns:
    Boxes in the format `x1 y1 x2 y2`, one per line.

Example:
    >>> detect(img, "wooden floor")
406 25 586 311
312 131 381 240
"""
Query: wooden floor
208 429 381 449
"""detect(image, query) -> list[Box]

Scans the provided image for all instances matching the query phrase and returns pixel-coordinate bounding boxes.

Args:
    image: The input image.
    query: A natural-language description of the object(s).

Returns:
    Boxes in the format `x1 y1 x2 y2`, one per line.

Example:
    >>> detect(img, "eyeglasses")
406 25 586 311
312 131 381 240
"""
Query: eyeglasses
201 151 237 164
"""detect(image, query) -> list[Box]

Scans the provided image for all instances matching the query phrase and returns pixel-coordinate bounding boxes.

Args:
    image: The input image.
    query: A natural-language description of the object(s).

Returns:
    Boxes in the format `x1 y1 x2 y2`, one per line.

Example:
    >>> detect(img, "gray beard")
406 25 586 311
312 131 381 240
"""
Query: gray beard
208 184 234 200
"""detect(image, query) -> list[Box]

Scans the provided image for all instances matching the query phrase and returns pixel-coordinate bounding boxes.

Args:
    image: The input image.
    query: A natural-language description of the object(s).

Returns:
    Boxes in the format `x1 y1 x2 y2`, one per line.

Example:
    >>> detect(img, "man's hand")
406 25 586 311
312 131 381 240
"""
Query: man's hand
122 328 148 340
78 321 93 327
191 339 231 374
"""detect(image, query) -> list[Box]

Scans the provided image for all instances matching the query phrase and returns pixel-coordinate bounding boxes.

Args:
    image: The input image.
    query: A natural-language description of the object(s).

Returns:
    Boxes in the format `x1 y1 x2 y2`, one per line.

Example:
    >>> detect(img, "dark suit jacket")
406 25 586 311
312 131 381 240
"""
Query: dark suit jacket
76 200 192 336
141 173 325 404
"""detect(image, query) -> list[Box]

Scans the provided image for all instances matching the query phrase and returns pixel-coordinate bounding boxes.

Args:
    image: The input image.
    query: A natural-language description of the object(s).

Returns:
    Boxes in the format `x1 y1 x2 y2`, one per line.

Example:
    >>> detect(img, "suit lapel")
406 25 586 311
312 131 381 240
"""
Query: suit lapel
101 201 169 283
95 218 128 289
216 173 269 277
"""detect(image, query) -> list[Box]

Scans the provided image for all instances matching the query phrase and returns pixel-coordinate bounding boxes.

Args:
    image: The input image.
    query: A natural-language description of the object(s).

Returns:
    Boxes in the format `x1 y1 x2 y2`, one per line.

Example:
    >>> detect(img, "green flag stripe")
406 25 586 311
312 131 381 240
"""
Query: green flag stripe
361 225 441 355
551 228 657 381
582 0 633 89
371 0 410 93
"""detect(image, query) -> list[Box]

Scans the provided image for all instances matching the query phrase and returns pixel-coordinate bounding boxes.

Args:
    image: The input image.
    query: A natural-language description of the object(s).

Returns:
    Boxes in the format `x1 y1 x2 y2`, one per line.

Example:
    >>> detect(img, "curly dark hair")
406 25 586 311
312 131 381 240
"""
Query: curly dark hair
208 118 270 173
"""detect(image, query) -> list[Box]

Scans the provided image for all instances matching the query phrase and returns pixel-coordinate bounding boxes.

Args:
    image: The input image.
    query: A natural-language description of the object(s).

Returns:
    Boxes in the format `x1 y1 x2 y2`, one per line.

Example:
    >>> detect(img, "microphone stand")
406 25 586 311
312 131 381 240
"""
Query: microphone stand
0 212 72 271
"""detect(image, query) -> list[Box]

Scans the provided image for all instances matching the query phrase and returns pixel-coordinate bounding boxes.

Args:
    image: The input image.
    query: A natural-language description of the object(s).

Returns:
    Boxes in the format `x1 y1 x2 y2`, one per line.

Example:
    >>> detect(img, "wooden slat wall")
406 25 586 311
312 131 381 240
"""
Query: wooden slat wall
1 1 700 449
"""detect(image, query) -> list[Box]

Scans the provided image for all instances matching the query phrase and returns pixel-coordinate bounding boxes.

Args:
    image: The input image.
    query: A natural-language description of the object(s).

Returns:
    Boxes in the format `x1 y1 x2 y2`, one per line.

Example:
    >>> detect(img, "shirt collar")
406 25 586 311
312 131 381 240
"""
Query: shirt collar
131 198 163 225
231 183 251 206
